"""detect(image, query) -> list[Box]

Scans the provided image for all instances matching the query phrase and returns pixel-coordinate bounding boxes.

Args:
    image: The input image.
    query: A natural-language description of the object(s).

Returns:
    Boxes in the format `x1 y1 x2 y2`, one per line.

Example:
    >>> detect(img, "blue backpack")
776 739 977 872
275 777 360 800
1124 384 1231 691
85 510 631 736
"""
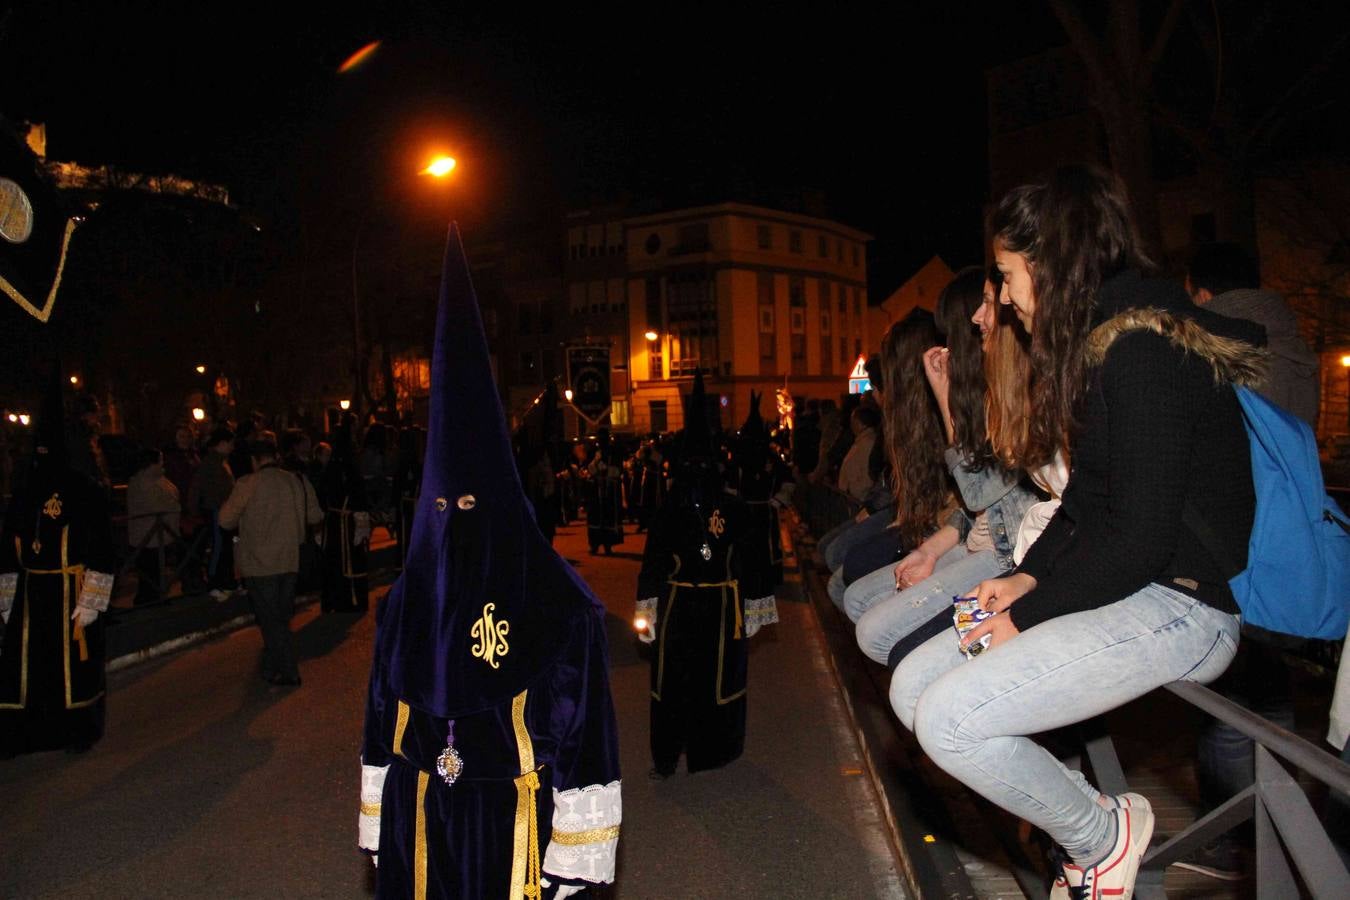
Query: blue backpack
1188 387 1350 640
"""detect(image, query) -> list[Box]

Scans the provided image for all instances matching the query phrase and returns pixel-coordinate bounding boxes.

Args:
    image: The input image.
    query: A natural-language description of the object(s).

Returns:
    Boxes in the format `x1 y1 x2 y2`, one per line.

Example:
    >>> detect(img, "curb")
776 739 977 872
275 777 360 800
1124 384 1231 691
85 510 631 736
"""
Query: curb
107 593 321 673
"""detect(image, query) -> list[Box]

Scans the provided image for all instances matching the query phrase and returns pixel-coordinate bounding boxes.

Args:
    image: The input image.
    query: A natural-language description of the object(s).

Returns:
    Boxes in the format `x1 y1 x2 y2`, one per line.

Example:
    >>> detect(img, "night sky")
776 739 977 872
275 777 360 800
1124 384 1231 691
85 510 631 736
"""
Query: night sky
1 1 1346 296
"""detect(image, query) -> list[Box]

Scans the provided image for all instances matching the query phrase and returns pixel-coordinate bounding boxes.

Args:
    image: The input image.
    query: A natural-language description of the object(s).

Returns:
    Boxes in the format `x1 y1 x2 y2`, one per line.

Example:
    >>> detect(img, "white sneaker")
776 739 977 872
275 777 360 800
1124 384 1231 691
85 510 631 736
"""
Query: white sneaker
1058 794 1154 900
1049 793 1147 899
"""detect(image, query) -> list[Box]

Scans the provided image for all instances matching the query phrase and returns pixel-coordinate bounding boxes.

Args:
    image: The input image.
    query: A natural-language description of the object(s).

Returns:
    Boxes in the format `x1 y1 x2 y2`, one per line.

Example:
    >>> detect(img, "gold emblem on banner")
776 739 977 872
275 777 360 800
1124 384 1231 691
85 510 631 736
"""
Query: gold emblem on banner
708 509 725 538
43 493 62 520
470 602 511 669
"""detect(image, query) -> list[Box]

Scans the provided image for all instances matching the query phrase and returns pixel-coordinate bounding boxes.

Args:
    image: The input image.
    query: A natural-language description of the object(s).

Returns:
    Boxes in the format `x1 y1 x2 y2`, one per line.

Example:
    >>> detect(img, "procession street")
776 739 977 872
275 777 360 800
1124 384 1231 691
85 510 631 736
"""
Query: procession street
0 522 904 899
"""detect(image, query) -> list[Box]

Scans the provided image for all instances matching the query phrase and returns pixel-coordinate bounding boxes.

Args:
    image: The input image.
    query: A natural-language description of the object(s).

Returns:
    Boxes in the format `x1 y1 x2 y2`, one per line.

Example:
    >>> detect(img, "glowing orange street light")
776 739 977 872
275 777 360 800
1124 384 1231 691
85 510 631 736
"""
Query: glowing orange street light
1341 354 1350 368
191 407 206 422
195 364 207 375
564 389 574 402
337 41 381 74
339 399 352 411
5 413 16 424
18 414 31 426
421 156 457 177
644 330 659 342
69 375 79 386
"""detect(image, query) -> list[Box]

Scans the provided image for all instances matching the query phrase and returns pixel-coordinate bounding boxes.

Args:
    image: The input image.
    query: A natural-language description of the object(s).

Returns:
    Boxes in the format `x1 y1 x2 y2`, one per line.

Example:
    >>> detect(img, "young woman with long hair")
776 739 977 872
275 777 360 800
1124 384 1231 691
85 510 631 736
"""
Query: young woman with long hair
890 165 1265 900
845 268 1038 664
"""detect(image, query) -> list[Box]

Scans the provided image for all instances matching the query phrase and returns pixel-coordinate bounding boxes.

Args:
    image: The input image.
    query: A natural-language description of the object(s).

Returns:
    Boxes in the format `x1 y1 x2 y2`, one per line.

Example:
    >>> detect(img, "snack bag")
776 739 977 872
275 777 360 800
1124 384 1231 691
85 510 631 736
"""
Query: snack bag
952 596 995 659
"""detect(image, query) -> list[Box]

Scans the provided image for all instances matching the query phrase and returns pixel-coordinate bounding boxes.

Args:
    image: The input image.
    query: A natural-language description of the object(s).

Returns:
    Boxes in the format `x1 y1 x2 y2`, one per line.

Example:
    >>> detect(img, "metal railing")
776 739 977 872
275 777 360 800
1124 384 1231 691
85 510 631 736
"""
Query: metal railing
113 510 210 605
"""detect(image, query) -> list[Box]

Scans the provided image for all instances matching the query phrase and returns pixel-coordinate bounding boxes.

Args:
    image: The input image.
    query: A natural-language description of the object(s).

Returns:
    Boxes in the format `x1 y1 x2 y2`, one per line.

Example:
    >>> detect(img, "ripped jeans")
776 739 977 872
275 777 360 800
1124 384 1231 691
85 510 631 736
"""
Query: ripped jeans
890 583 1240 863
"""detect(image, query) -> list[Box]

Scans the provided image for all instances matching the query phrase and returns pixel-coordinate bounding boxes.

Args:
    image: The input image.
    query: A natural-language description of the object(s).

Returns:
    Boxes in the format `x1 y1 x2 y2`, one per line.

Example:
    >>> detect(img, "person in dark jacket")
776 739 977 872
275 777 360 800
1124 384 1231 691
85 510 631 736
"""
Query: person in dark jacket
890 166 1264 900
1186 241 1320 428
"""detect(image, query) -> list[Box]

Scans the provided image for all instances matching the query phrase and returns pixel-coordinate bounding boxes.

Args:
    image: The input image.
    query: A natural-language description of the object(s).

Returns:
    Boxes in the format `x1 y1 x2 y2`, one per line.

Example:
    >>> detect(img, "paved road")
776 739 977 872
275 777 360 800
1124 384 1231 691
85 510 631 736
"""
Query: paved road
1 522 903 899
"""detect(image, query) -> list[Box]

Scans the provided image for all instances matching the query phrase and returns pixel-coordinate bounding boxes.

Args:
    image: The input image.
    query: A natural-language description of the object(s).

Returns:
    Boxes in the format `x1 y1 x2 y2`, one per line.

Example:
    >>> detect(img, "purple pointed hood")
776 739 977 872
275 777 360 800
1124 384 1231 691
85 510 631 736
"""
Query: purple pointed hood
374 224 601 718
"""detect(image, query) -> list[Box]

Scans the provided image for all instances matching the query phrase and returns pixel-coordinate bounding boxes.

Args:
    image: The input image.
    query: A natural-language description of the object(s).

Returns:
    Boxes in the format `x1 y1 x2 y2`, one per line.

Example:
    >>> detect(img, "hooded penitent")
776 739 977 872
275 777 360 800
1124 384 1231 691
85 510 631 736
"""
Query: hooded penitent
0 360 115 755
360 225 621 900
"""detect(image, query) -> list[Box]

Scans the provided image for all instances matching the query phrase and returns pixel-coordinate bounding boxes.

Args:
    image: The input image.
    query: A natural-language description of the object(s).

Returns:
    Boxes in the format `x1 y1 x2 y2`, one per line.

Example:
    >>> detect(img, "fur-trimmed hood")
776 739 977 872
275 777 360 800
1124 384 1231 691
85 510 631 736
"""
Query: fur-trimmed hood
1087 306 1270 388
1084 269 1269 389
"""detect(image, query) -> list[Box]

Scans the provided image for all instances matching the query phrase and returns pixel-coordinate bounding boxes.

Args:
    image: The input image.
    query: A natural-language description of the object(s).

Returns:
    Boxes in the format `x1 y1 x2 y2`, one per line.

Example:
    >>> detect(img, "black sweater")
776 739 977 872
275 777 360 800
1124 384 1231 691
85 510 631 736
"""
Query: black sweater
1011 270 1264 632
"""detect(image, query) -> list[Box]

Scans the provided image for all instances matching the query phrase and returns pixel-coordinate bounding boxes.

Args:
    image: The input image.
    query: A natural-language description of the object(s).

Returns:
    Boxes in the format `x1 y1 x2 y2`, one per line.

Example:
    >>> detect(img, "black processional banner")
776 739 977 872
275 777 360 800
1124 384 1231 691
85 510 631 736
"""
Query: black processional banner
567 346 611 425
0 130 76 323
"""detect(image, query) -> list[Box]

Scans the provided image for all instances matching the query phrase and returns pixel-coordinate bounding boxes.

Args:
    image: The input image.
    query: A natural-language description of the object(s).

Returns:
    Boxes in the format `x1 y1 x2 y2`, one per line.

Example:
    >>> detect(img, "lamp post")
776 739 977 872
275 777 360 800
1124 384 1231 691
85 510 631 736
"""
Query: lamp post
351 155 458 425
1341 354 1350 431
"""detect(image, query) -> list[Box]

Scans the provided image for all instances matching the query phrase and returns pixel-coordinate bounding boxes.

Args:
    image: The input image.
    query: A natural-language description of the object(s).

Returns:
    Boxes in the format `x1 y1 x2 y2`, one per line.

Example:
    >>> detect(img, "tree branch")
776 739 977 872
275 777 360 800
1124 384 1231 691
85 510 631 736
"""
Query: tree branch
1139 0 1188 90
1048 0 1108 89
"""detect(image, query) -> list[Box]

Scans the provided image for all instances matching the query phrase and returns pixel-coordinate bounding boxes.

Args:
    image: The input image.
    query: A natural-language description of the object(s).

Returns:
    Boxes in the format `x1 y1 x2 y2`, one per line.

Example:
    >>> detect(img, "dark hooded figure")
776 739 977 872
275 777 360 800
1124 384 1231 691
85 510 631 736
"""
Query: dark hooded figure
584 428 624 555
635 371 778 779
319 415 370 613
732 390 794 587
514 381 563 545
359 226 621 899
0 364 115 756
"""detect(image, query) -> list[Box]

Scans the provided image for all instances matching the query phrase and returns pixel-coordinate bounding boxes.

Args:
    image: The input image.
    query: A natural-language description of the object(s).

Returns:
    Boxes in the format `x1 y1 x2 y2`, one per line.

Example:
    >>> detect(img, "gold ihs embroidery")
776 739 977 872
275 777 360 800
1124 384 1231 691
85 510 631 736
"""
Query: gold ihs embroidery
708 509 725 538
470 602 510 669
43 493 62 520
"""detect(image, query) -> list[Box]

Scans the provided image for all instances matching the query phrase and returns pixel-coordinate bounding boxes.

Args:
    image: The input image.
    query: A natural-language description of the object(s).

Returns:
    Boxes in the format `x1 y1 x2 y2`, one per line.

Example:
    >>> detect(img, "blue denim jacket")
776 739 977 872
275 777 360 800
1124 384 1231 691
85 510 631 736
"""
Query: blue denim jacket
942 447 1040 565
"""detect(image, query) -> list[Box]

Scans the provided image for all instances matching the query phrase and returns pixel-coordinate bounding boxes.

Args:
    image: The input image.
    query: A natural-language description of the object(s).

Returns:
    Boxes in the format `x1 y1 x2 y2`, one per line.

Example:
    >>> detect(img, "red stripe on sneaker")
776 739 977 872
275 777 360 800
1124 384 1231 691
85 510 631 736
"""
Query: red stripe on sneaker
1096 808 1131 877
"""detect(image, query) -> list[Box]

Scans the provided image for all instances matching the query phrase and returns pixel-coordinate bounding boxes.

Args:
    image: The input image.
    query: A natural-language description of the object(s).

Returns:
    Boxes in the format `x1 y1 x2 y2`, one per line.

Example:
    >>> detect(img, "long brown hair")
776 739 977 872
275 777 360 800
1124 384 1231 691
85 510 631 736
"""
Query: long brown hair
880 311 948 549
984 290 1034 468
986 165 1149 469
934 267 995 471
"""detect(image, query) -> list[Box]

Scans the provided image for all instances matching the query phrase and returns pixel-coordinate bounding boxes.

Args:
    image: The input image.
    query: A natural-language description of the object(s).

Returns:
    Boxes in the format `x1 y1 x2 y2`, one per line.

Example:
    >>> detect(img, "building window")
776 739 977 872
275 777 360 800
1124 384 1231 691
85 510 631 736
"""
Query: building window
668 272 717 376
539 301 553 334
757 224 772 250
852 244 860 267
611 399 630 426
645 277 662 329
821 334 831 373
790 309 805 333
760 332 777 372
818 278 831 309
788 276 805 307
836 285 845 313
820 310 831 335
759 307 775 333
852 289 861 317
840 336 848 367
649 345 663 380
791 334 806 375
674 222 711 254
757 271 773 306
836 239 843 262
818 235 828 258
649 400 668 433
789 230 802 254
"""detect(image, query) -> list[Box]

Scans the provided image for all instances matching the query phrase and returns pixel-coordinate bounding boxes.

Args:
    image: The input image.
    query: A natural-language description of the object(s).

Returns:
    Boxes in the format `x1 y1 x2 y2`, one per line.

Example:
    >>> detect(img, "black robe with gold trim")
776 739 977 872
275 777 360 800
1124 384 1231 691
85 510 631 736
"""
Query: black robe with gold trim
360 606 620 899
0 469 114 755
637 491 776 775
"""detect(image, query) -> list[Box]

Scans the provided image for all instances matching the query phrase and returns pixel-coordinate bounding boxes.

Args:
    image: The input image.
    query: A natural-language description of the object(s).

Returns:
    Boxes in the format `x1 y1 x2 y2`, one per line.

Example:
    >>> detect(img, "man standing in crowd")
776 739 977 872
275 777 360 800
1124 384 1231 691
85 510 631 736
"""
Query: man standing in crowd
218 433 322 687
190 427 237 600
1187 242 1320 426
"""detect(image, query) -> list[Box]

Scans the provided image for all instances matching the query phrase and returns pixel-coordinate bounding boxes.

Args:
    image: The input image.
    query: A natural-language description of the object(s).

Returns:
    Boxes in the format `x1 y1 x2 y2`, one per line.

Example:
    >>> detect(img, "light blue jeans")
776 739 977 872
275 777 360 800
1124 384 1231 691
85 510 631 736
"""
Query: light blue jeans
850 547 1008 663
890 583 1240 863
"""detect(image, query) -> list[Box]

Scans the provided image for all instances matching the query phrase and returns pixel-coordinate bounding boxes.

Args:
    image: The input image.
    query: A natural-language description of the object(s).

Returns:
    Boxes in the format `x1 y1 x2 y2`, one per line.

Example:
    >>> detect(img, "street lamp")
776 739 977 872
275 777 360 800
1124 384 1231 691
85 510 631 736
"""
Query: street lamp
644 330 659 342
340 399 351 411
5 413 16 424
69 375 79 386
195 364 207 375
421 156 457 177
18 414 31 426
191 407 206 422
564 389 574 402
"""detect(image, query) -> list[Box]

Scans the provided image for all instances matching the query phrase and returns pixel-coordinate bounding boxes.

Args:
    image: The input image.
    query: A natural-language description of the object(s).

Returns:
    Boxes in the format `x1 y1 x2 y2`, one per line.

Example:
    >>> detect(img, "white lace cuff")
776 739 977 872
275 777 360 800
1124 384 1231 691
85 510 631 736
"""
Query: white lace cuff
358 763 388 852
544 780 621 885
744 594 779 637
634 597 658 643
0 572 16 618
77 571 114 612
353 511 371 545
